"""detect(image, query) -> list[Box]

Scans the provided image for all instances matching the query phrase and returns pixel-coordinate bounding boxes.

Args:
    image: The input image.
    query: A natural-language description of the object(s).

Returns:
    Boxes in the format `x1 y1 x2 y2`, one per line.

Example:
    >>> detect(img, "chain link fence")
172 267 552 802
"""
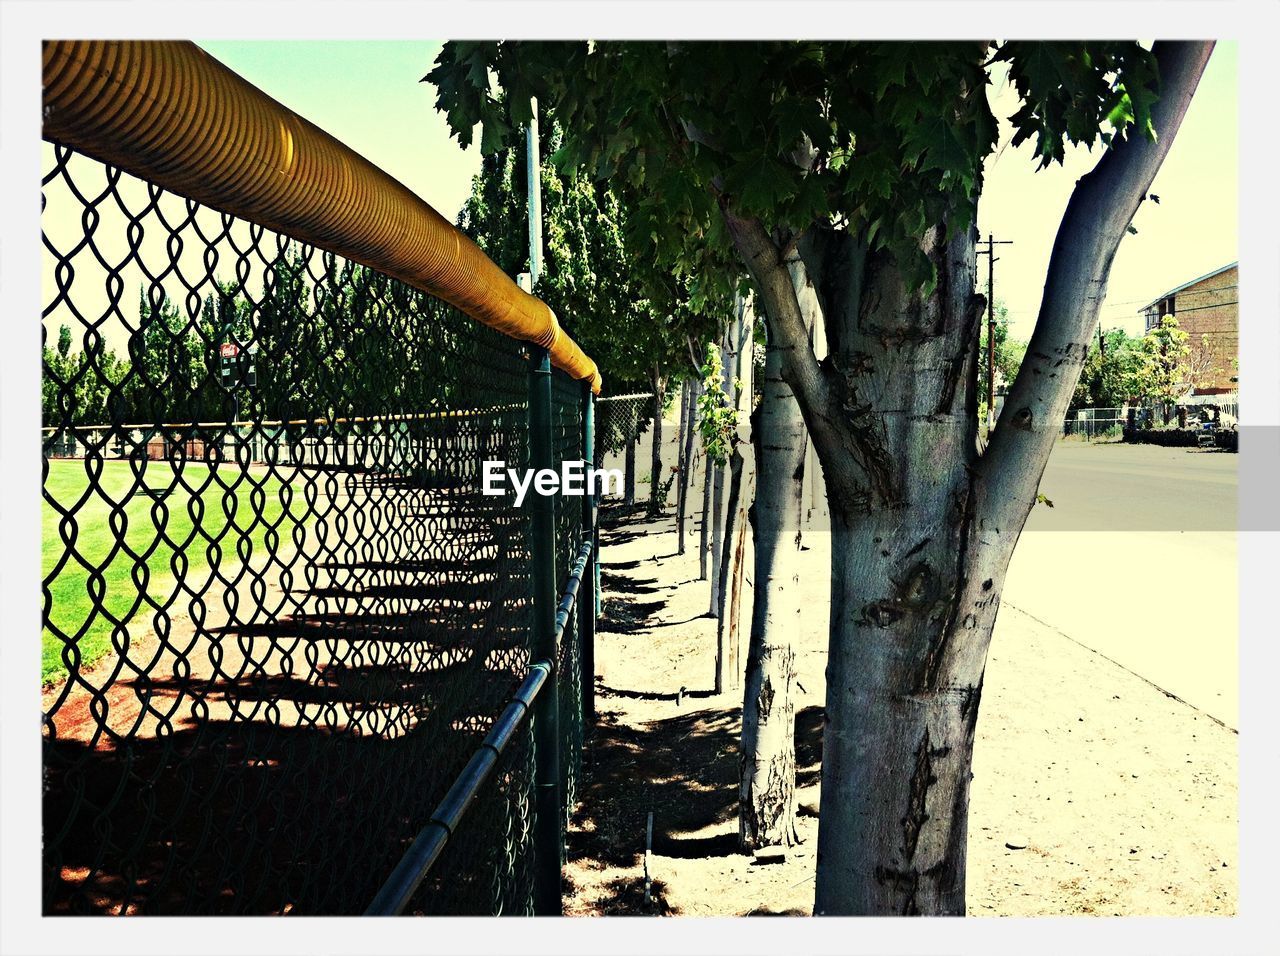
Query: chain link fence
1062 406 1127 440
42 138 591 915
551 375 586 810
593 393 654 466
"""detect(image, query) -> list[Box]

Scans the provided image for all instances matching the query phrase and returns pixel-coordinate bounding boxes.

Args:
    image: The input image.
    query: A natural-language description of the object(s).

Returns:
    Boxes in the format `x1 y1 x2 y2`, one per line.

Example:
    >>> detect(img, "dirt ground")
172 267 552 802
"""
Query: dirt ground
563 491 1238 917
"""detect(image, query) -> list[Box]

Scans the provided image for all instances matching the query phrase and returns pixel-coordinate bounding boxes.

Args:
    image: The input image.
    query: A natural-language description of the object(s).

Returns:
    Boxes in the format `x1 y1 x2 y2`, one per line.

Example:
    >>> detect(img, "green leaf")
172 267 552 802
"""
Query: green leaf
479 113 512 156
1106 92 1135 130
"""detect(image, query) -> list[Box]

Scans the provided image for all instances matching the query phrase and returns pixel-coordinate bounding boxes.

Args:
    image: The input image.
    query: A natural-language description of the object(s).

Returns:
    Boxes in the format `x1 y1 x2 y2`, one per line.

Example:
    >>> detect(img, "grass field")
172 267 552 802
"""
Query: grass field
42 458 309 684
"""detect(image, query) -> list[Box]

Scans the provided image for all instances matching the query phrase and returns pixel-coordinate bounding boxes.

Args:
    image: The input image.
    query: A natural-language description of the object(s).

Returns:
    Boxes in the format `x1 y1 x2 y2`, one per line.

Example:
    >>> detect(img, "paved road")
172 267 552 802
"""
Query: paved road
613 423 1241 727
1025 441 1236 532
1006 441 1237 727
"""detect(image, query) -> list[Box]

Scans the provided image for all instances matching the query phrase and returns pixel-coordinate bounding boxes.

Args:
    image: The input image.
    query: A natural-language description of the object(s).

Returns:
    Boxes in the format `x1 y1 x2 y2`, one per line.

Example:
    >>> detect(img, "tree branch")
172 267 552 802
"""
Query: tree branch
719 202 890 507
718 204 832 425
980 41 1215 537
686 334 702 373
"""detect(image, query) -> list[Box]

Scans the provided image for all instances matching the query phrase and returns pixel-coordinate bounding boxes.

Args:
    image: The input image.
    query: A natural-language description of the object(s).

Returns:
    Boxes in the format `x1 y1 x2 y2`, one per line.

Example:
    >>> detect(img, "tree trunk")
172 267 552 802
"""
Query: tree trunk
716 293 755 691
624 433 637 505
677 377 698 555
708 318 737 617
718 41 1211 915
698 439 712 581
801 224 988 916
725 471 752 686
739 276 809 850
649 364 666 515
708 447 726 616
804 283 826 529
675 378 688 547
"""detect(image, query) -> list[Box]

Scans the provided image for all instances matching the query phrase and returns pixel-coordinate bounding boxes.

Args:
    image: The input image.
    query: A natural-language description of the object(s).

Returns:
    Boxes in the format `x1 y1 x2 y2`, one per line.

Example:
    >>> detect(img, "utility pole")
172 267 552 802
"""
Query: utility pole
522 93 562 916
526 97 544 286
976 234 1013 435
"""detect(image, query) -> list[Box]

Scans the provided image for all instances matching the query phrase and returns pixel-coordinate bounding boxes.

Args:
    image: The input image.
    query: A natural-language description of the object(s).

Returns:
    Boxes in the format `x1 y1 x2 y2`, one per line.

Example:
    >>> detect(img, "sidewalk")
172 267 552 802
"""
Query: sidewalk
563 503 1238 916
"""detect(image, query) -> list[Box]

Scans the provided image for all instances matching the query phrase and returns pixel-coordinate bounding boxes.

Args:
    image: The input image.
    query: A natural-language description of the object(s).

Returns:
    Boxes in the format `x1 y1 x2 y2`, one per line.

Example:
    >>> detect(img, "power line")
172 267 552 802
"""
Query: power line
1149 327 1239 334
1122 283 1238 306
1151 300 1239 315
976 233 1012 435
1000 283 1240 317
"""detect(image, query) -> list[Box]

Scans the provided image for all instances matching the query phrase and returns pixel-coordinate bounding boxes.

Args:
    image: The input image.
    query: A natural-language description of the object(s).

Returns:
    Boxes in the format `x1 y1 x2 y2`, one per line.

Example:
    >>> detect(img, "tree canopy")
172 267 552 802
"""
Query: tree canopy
455 114 731 394
430 42 1162 291
429 38 1212 917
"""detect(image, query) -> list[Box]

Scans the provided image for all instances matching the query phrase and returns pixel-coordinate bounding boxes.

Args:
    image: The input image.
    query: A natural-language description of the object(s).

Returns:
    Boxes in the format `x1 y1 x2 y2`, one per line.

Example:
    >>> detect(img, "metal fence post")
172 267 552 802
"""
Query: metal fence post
580 382 597 725
592 403 602 621
528 345 562 916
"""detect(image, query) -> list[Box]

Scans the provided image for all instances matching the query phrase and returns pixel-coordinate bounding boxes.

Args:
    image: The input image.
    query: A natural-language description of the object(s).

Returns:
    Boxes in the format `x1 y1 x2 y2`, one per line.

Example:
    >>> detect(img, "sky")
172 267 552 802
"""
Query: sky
978 42 1238 340
55 41 1235 350
198 41 482 227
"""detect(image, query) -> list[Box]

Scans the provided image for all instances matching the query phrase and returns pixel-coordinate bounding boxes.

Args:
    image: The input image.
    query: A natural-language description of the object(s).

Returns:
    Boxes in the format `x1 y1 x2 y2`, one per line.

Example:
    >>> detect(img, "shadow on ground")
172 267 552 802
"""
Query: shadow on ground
572 534 824 915
568 705 824 914
43 476 540 916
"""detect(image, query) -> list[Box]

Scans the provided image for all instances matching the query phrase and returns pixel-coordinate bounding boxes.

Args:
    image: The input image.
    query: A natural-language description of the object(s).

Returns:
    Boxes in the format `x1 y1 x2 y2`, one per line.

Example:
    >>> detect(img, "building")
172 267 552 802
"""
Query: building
1140 261 1238 396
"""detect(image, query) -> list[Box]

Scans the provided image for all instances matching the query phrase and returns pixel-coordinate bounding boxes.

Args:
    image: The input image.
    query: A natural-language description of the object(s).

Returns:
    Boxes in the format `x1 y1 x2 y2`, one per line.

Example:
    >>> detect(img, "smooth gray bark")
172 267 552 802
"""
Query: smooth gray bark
649 365 666 515
708 316 739 617
698 439 712 580
721 42 1213 914
739 277 809 849
716 293 755 691
623 433 637 505
708 455 726 616
676 377 695 554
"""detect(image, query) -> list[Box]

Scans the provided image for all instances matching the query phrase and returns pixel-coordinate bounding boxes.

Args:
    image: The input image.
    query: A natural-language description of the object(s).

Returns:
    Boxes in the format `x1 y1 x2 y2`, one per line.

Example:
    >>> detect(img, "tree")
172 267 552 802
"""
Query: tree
675 373 700 554
44 320 138 432
537 164 727 513
1186 332 1223 395
1070 327 1144 410
713 292 755 689
695 338 735 599
433 40 1214 914
193 279 255 425
1133 315 1192 416
254 252 313 423
977 301 1027 422
42 324 75 426
459 116 712 391
455 115 726 504
129 287 193 425
71 336 129 428
739 260 814 850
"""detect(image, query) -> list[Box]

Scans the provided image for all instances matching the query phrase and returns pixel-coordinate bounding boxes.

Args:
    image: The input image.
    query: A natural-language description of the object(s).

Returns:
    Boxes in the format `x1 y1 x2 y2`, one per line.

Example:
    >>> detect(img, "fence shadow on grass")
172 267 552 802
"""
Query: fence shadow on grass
44 482 540 917
44 603 534 915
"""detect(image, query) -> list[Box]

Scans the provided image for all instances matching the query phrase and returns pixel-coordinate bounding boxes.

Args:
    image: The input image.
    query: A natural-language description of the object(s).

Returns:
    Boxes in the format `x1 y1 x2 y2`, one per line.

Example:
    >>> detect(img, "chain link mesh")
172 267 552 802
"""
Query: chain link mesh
41 142 584 915
593 394 654 467
550 374 585 813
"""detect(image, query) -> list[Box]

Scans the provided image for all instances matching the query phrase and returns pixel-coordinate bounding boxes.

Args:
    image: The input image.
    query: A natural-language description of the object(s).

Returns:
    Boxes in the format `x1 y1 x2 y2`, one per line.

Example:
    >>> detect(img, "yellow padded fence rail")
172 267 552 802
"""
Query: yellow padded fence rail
42 40 602 393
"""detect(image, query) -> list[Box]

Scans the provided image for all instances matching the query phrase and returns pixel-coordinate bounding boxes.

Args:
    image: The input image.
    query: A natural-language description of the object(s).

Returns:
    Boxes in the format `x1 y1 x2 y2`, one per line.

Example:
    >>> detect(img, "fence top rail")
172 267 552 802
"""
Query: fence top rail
41 405 527 434
596 392 655 404
364 538 595 916
42 40 601 394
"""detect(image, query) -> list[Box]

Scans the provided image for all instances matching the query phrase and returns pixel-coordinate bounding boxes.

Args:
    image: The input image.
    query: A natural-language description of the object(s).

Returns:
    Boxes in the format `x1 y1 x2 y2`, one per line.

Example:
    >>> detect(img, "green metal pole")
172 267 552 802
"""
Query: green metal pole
593 402 602 620
580 382 597 725
527 345 562 916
